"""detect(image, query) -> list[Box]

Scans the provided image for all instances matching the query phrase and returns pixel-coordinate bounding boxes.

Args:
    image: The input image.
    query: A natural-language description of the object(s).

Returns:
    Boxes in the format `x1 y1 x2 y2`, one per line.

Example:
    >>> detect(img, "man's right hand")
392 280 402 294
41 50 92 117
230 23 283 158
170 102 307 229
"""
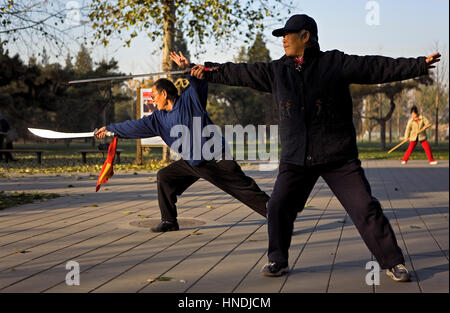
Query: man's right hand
94 126 108 139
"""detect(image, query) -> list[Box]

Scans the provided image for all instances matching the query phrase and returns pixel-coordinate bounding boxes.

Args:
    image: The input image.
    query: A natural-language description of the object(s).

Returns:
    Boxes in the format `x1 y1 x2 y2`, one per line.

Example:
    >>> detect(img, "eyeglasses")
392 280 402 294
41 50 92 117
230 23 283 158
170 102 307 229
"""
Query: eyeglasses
151 91 160 100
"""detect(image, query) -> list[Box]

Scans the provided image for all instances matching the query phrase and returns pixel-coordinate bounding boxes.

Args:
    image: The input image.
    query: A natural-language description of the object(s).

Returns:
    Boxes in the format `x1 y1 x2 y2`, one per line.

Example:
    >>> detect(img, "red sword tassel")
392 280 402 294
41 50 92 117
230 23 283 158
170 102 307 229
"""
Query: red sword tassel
96 136 118 192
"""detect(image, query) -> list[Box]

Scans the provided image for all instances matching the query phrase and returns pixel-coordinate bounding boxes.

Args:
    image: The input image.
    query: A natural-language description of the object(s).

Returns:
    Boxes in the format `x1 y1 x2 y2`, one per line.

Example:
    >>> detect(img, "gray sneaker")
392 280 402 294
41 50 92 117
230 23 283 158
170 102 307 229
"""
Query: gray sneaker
386 264 410 282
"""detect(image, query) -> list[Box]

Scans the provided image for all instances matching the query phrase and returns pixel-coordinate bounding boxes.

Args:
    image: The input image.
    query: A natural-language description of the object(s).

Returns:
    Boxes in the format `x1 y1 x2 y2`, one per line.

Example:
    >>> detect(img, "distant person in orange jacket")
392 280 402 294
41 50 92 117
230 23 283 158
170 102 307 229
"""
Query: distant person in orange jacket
401 106 437 165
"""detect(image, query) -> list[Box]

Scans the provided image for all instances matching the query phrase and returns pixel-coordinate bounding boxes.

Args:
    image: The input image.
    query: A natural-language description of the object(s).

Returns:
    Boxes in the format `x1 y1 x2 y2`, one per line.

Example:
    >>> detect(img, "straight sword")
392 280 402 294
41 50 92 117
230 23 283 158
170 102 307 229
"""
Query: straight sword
68 66 217 84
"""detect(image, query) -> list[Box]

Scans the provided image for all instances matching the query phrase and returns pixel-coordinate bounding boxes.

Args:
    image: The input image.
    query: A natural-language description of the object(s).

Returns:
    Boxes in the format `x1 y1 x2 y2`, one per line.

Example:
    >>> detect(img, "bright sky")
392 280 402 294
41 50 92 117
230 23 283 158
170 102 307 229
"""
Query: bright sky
9 0 450 81
91 0 449 81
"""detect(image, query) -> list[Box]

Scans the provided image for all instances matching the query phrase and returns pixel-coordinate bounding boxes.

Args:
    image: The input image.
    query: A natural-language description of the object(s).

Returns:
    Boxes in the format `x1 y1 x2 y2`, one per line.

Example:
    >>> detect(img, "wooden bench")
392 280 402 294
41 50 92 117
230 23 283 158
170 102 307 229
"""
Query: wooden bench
0 149 45 164
78 149 124 164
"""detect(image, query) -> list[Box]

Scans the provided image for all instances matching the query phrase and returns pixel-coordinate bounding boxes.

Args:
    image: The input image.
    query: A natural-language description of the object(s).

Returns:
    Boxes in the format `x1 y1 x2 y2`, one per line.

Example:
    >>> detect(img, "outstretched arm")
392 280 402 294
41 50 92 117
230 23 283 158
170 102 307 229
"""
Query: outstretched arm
340 52 440 84
191 62 274 93
95 116 159 139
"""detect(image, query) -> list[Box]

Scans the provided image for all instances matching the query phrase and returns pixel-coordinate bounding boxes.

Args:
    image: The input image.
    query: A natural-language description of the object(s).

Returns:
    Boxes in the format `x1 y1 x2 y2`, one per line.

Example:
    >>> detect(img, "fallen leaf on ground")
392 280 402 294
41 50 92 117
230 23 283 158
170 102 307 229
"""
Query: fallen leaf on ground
138 215 149 219
14 249 31 254
122 211 134 215
156 276 172 281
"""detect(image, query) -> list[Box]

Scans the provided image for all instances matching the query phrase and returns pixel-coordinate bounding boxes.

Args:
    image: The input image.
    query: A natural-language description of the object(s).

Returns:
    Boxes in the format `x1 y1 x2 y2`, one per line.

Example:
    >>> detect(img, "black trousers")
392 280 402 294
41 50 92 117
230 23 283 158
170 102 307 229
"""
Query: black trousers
157 159 269 222
267 159 404 269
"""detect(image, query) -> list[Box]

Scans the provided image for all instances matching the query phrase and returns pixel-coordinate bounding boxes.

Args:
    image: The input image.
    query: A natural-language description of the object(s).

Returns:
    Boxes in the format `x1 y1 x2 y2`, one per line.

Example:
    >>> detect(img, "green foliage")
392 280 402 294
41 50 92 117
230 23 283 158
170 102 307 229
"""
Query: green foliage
88 0 291 47
207 33 276 127
247 33 271 63
75 45 93 74
0 46 132 143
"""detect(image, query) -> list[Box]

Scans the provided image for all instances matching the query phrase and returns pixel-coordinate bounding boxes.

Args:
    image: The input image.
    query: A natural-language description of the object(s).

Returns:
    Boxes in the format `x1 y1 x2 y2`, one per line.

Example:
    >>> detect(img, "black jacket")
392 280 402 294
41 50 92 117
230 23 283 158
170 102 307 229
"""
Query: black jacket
205 47 428 166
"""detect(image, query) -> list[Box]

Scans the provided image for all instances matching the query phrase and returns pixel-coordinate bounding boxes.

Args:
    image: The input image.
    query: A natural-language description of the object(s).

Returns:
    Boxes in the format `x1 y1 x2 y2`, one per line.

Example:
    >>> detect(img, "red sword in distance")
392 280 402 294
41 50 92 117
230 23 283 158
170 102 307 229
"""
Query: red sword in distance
68 66 217 84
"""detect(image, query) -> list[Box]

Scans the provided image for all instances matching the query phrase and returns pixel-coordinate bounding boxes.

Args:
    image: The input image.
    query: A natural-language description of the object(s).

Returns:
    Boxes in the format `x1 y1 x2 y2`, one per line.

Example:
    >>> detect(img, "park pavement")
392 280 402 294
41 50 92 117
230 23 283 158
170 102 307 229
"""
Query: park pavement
0 160 448 293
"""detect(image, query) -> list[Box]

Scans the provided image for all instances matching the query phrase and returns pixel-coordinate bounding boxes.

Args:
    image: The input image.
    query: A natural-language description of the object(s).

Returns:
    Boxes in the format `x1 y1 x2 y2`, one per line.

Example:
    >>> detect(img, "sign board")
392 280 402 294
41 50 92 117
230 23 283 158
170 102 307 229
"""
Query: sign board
139 88 166 146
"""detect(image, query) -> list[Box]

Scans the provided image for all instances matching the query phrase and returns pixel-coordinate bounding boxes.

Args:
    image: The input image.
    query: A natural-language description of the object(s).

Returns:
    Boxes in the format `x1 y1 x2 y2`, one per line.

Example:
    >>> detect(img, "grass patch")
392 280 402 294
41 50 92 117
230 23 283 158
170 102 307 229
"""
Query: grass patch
0 140 447 176
357 141 449 160
0 140 169 175
0 158 170 176
0 191 62 210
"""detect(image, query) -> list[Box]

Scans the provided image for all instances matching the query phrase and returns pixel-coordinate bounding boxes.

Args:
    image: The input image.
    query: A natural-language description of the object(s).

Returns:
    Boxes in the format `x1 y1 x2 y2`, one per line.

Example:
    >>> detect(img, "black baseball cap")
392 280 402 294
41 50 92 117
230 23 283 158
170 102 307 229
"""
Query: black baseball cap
272 14 318 37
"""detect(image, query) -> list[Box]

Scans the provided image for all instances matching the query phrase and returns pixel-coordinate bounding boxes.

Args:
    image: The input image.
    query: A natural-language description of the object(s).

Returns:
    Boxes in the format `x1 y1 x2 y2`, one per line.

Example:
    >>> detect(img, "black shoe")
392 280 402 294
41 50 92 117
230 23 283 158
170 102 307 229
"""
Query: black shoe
151 220 179 232
386 264 410 282
261 262 289 277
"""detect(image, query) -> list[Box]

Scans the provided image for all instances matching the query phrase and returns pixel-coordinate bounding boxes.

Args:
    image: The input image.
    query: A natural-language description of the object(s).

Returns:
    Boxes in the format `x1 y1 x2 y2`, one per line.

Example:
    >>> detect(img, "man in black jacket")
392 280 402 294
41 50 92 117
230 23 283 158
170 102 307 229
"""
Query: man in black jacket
191 14 440 282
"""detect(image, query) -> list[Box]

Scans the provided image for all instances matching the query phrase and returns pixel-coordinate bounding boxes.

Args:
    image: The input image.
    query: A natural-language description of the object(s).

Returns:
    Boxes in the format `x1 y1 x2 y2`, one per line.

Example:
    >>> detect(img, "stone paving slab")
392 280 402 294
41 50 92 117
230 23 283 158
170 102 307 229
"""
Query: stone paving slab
0 160 448 293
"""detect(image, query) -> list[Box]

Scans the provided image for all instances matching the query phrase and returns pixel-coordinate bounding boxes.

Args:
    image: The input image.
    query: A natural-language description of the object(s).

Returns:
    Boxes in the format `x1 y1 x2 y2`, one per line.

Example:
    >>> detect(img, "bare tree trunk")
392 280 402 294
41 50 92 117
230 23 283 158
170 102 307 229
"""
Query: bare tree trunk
389 118 392 143
378 98 383 148
367 96 371 142
397 104 401 139
160 0 176 162
162 0 175 72
435 81 439 144
380 121 386 150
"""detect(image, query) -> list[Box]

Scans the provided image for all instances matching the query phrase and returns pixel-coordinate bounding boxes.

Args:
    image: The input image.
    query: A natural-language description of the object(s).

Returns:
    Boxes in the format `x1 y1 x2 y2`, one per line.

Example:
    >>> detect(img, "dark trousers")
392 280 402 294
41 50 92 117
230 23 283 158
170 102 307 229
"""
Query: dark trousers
267 159 404 269
157 159 269 222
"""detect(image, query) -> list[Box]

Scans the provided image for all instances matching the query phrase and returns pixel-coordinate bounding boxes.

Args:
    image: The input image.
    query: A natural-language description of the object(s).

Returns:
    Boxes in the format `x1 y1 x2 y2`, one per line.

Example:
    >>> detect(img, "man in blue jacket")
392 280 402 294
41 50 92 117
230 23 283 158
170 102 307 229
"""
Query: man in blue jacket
95 52 269 232
191 15 441 282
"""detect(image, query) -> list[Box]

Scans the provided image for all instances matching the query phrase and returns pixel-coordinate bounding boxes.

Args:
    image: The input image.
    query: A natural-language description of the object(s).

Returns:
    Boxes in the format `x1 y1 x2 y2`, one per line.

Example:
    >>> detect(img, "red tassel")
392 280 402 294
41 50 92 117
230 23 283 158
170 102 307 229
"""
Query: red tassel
96 136 118 192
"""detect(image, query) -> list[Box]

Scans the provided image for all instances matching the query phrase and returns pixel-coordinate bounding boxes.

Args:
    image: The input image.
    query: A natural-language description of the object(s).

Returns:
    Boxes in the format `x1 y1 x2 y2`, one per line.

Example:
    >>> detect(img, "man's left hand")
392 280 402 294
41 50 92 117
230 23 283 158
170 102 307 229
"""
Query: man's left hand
426 52 441 69
170 51 190 69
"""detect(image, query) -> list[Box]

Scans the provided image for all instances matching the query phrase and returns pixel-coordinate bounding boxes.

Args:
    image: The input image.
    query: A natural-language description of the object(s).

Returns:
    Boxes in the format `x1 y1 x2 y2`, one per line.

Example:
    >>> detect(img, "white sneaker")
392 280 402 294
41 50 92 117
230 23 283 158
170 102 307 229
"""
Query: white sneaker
430 161 438 165
401 161 406 165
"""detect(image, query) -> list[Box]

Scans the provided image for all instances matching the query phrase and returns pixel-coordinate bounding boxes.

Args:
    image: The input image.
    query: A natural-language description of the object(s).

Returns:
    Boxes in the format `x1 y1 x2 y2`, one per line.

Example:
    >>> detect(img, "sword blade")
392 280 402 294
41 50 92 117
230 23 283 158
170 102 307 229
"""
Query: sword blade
68 69 190 84
28 128 95 139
